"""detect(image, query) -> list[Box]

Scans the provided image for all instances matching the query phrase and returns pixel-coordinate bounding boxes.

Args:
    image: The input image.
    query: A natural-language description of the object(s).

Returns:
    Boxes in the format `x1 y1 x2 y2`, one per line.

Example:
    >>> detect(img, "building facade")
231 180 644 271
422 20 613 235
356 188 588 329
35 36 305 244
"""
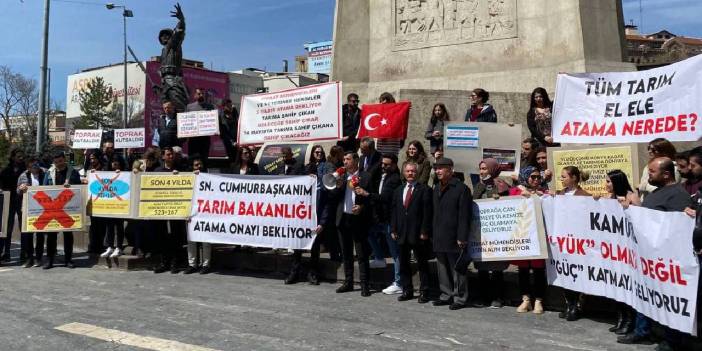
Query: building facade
624 25 702 69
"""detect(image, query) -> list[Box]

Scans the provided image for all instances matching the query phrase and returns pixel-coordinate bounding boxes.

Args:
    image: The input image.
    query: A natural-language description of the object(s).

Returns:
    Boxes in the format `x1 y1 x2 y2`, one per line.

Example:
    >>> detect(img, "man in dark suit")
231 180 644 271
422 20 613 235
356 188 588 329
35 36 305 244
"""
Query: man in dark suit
280 147 305 175
334 151 374 296
431 157 472 310
359 137 381 175
357 153 403 294
391 161 433 303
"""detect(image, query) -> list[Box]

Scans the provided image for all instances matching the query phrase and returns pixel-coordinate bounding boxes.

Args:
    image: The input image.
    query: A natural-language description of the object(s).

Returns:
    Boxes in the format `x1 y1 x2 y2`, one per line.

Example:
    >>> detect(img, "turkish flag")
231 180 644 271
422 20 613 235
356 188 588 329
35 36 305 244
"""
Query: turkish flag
356 101 411 139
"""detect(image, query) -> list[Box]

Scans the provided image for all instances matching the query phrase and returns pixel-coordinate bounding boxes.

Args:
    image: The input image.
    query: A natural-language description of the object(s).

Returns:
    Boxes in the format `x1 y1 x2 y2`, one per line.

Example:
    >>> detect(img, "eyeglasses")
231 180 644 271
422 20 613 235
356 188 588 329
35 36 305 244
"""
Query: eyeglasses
529 175 542 180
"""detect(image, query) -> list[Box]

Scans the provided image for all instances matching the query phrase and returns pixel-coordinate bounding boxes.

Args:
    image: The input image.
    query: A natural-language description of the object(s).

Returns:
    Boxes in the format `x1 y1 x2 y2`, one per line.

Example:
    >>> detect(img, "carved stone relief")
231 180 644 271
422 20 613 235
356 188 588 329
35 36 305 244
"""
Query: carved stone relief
392 0 518 51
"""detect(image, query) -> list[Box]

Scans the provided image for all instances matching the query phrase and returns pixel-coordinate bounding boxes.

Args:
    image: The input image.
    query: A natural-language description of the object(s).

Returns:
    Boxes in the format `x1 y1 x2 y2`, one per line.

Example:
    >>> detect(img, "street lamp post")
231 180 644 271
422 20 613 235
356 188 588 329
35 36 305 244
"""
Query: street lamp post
106 3 133 129
36 0 50 153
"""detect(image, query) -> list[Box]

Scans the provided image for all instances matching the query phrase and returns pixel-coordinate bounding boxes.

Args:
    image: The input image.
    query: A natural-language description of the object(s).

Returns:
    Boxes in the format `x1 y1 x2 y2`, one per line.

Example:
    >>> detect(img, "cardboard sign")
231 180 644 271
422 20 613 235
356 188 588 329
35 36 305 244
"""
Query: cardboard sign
0 192 10 238
444 122 522 180
22 186 86 232
114 128 145 148
137 173 194 219
469 195 547 262
548 144 639 197
72 130 102 149
177 110 220 138
255 142 313 175
87 171 135 217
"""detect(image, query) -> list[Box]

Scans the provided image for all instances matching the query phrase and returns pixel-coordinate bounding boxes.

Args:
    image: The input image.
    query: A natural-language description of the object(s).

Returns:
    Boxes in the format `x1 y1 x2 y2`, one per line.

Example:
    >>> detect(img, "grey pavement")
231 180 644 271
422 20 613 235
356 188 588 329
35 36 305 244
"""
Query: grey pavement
0 254 656 351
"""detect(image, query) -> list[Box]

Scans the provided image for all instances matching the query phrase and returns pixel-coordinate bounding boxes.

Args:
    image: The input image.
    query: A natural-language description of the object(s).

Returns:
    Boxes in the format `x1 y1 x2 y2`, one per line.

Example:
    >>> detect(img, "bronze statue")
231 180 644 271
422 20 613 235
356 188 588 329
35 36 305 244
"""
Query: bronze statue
157 3 188 112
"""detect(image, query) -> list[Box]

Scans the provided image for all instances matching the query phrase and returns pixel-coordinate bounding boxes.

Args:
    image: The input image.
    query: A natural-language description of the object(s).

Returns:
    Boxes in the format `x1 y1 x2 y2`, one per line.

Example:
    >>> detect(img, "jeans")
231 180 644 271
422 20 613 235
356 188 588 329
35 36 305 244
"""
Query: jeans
518 267 547 299
104 218 125 249
368 223 400 285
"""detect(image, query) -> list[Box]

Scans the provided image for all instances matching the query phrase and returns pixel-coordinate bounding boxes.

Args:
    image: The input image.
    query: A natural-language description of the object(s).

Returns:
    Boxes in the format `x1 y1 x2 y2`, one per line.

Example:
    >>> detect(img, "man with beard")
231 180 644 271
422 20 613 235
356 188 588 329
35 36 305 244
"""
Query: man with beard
337 93 361 152
185 88 215 171
618 157 692 349
675 151 702 195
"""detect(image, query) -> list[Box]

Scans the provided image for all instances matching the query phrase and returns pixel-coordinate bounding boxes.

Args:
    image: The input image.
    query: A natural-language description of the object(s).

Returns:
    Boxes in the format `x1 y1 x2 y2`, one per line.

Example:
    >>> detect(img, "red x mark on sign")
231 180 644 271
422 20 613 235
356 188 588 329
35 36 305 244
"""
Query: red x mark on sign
93 173 123 202
32 190 76 230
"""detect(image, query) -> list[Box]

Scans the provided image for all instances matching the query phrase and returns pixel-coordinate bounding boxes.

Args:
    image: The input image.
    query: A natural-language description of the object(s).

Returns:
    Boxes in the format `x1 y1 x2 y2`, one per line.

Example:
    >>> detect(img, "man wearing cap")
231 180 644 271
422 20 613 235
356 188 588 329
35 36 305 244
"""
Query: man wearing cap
40 152 82 269
431 157 472 310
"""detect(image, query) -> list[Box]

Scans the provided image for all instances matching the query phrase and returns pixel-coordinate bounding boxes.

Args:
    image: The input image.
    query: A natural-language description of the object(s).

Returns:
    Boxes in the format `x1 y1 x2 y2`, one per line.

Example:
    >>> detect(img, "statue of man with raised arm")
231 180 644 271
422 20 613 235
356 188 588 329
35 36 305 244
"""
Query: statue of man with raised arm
157 3 188 112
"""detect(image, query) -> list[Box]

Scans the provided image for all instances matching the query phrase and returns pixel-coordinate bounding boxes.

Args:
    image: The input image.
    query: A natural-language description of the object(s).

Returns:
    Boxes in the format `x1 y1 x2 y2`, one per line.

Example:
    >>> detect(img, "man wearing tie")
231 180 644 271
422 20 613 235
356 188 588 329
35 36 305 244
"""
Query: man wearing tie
391 161 433 303
431 158 472 310
334 151 374 296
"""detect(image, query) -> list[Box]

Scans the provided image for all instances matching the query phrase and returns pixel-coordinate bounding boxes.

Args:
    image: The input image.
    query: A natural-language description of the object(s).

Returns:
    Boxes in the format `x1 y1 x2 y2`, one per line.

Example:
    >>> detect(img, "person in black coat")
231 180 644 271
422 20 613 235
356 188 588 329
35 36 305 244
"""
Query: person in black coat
358 153 403 295
0 148 26 262
154 101 182 149
280 146 305 175
333 151 374 296
359 137 381 175
185 89 215 170
226 146 260 175
153 147 187 274
337 93 361 152
391 161 433 303
431 157 472 310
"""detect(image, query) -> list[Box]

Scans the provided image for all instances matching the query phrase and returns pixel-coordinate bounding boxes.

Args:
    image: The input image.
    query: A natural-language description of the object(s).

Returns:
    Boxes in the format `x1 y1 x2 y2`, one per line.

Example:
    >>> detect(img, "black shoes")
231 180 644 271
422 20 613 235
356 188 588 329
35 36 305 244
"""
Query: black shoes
616 332 653 345
23 259 34 268
65 261 75 269
183 266 199 274
397 291 414 302
153 265 170 274
43 259 54 270
360 284 371 297
565 305 581 321
199 266 212 275
449 303 467 310
307 271 319 285
432 299 451 306
417 293 430 304
336 281 354 293
284 270 299 285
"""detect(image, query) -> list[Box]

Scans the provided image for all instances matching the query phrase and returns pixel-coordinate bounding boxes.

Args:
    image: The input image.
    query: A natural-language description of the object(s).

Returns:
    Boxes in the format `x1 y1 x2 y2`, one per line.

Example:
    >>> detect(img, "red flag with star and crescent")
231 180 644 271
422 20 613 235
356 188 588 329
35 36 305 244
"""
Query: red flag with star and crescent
356 101 411 139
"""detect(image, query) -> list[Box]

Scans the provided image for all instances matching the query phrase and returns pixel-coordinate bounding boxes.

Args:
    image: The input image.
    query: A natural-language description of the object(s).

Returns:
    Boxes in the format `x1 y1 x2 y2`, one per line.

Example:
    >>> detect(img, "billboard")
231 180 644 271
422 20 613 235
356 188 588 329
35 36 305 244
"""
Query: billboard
304 41 332 74
65 63 145 122
65 61 230 157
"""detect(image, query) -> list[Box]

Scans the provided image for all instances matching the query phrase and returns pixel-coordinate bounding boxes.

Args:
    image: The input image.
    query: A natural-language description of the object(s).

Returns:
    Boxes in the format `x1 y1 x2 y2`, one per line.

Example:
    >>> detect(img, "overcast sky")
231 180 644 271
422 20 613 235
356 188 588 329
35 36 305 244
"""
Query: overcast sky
0 0 700 109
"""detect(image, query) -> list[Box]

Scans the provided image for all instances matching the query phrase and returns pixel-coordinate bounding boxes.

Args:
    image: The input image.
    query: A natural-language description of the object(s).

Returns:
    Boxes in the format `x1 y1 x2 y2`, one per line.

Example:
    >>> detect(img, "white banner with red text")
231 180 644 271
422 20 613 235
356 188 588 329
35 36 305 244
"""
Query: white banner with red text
543 195 699 334
552 54 702 143
238 82 342 145
188 173 317 250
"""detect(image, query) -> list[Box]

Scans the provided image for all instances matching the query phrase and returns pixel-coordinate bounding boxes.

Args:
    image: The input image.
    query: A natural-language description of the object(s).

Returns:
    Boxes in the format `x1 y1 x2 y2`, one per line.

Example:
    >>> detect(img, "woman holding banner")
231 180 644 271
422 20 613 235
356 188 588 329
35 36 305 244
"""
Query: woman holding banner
472 158 510 308
600 170 640 335
510 166 548 314
557 166 591 320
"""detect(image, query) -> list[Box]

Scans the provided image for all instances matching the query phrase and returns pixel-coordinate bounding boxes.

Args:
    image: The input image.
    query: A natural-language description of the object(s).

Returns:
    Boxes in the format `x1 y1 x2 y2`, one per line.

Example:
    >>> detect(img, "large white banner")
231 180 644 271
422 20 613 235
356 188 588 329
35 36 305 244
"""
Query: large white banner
552 54 702 143
543 196 699 334
188 173 317 250
238 82 342 145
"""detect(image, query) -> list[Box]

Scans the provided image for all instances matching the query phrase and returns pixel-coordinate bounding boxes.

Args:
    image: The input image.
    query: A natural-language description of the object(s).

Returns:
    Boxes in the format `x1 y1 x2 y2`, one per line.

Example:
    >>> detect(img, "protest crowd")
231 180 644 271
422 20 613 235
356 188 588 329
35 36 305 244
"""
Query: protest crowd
1 80 701 351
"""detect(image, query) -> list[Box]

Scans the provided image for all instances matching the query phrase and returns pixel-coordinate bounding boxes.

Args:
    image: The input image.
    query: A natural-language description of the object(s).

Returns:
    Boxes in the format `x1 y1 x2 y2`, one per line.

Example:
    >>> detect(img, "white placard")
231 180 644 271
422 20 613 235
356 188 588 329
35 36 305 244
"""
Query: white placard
177 110 220 138
238 81 342 145
72 129 102 149
114 128 145 148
